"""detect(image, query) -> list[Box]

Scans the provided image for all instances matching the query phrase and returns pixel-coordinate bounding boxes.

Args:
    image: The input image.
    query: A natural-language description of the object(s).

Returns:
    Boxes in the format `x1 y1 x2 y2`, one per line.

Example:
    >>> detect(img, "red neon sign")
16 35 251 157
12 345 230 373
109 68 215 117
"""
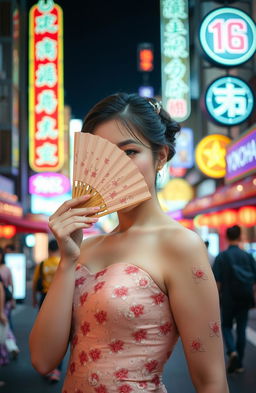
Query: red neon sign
29 1 64 172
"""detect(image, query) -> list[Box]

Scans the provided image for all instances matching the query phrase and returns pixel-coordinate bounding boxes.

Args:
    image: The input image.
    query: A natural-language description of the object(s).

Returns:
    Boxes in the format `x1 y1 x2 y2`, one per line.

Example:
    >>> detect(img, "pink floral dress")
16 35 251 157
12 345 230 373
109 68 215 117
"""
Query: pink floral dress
62 263 179 393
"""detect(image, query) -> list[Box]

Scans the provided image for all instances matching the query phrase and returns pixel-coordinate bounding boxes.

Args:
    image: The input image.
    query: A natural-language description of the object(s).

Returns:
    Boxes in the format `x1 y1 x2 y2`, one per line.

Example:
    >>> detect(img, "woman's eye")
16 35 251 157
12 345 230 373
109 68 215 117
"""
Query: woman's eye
125 149 137 156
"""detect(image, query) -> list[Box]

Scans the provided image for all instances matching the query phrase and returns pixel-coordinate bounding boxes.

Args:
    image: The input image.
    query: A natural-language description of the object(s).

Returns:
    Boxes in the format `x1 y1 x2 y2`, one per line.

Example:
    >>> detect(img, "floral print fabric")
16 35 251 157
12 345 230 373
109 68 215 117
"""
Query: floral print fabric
62 263 179 393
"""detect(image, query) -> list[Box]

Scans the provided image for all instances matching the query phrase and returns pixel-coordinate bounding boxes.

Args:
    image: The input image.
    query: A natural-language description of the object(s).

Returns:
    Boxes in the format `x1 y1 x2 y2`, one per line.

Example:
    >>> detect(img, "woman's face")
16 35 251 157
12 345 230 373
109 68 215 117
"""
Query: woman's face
93 119 157 193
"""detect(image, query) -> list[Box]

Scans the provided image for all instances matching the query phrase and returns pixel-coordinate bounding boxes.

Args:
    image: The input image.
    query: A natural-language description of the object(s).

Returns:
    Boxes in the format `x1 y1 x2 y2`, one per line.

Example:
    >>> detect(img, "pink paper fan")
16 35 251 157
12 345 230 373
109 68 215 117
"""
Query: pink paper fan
72 133 151 217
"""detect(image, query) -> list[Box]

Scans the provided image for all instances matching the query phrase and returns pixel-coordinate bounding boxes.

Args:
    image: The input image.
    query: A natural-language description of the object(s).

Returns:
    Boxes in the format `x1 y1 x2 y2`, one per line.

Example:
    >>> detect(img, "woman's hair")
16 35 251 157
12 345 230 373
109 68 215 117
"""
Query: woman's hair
81 93 180 162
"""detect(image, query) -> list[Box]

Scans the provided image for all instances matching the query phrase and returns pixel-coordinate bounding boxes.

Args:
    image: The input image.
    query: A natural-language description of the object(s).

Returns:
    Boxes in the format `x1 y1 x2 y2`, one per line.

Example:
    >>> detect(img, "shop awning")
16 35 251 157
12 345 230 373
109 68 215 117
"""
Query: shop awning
0 214 49 233
183 175 256 218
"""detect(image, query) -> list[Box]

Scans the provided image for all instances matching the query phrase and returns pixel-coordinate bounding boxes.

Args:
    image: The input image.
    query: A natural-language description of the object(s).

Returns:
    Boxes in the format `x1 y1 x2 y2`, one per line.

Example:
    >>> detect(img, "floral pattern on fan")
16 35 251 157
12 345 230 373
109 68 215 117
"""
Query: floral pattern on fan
72 133 151 217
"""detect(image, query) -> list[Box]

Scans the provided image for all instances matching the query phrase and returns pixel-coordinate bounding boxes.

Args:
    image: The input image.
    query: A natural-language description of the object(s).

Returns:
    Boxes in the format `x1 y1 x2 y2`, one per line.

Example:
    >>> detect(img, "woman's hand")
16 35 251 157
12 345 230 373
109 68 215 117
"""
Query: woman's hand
48 195 99 265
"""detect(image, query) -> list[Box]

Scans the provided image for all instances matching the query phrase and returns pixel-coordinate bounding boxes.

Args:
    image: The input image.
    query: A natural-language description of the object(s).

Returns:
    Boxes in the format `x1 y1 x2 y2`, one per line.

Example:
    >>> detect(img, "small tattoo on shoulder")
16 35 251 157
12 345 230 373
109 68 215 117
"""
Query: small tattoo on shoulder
192 267 208 283
191 337 206 353
209 321 221 337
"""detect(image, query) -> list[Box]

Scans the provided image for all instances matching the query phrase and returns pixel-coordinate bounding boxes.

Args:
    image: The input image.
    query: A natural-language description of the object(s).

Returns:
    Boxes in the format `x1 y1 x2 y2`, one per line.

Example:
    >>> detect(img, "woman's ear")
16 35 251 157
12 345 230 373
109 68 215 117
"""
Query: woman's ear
156 145 169 170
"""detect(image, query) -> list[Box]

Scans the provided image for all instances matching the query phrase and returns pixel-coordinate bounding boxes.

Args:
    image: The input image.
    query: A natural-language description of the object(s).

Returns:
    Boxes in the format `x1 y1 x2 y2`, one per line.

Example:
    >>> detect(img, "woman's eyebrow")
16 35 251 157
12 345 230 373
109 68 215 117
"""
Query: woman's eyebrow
117 139 141 148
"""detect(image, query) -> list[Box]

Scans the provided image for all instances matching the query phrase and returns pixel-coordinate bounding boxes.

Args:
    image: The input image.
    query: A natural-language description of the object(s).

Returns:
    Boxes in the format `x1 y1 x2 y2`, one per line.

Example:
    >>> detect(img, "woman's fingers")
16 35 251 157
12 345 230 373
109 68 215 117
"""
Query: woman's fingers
54 206 100 225
49 195 91 221
49 215 98 238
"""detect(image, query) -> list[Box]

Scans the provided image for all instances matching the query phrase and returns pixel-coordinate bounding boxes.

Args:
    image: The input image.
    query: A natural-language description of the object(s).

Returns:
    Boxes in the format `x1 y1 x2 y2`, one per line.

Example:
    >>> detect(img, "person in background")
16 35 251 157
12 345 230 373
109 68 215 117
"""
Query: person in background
0 248 19 360
213 225 256 374
32 239 61 383
0 275 8 377
3 244 15 254
204 240 215 267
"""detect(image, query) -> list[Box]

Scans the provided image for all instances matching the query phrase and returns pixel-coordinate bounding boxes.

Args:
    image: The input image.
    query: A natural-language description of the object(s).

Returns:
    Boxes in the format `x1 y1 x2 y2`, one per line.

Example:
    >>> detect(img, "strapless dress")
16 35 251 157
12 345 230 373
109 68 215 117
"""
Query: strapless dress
62 262 179 393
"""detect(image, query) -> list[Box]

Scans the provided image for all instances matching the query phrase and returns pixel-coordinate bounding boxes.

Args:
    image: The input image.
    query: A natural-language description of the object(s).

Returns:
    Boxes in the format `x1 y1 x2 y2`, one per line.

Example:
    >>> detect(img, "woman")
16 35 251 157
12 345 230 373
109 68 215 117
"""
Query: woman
30 93 229 393
0 275 8 371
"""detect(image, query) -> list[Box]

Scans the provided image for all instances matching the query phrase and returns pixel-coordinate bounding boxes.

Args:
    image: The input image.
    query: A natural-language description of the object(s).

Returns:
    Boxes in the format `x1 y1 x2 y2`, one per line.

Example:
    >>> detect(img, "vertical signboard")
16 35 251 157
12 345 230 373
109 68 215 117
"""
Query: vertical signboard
12 8 20 169
160 0 191 122
29 0 64 172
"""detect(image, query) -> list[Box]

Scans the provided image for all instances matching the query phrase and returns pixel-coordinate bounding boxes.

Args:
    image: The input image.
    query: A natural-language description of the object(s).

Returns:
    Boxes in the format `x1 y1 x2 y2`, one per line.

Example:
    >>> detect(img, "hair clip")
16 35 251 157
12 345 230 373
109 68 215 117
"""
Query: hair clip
148 100 161 115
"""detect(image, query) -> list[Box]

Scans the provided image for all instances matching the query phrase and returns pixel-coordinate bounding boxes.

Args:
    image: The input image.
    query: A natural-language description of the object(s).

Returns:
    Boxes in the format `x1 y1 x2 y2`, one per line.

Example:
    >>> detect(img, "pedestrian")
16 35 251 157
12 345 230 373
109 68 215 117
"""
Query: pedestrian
204 240 215 267
213 225 256 374
0 277 8 387
30 93 229 393
32 239 62 383
0 248 19 360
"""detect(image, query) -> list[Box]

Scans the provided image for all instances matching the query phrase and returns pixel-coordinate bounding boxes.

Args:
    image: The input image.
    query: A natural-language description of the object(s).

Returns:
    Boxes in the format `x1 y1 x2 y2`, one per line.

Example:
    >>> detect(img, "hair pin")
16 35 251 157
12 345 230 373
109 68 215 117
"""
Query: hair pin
148 100 161 115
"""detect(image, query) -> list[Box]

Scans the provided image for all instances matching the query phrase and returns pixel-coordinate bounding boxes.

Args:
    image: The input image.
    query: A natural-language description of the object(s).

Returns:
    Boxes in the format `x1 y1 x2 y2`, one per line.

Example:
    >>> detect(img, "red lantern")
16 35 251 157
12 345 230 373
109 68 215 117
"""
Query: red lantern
209 213 222 228
0 225 16 239
238 206 256 227
221 210 237 227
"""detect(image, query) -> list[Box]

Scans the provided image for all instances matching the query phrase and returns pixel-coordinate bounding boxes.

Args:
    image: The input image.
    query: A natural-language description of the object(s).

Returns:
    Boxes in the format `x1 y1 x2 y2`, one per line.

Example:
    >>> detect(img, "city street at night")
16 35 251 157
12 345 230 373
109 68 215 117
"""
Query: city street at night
0 0 256 392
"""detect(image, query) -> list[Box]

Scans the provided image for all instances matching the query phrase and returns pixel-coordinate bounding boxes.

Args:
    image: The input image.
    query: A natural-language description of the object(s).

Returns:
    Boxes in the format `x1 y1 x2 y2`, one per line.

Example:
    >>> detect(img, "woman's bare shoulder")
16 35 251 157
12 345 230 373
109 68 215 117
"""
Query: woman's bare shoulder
160 221 207 266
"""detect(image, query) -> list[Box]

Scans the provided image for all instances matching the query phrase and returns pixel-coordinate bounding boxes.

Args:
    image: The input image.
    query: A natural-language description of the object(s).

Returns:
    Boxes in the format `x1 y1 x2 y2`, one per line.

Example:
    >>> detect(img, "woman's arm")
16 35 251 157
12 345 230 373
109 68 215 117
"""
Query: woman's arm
29 260 76 374
165 229 229 393
29 196 99 375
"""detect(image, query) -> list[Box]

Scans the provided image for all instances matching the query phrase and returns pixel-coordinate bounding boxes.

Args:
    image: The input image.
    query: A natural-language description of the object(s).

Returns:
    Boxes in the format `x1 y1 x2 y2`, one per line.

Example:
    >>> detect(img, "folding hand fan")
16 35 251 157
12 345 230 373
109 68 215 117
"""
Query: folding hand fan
72 133 151 217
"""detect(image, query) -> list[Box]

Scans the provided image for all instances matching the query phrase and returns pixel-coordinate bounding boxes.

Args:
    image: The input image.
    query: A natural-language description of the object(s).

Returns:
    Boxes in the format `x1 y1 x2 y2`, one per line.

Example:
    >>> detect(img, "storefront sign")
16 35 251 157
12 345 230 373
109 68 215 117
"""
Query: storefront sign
199 7 256 67
160 0 191 121
225 127 256 183
138 43 154 72
195 134 231 178
0 202 23 217
29 173 71 196
171 128 194 168
29 0 64 172
31 192 71 216
205 76 254 126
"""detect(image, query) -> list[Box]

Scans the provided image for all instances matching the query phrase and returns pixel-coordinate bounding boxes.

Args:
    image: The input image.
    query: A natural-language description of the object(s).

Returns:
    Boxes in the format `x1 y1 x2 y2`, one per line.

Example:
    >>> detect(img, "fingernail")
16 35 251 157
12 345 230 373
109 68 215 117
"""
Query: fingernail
93 207 100 211
83 195 91 199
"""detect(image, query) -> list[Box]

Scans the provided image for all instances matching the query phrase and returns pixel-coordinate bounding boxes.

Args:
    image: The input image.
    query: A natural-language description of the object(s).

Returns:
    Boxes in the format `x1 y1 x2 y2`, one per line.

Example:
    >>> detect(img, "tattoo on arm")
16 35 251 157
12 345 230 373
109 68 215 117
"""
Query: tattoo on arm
209 321 220 337
192 267 208 283
191 337 206 352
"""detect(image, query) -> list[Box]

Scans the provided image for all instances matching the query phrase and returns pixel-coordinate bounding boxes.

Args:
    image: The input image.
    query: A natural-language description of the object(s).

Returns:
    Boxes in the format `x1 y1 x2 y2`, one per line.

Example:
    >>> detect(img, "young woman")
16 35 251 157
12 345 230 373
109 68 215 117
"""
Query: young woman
30 93 229 393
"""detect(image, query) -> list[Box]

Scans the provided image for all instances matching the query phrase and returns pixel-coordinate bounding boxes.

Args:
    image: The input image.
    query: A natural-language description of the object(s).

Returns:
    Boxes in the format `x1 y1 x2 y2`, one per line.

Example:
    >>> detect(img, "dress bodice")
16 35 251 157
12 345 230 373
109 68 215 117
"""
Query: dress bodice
62 262 179 393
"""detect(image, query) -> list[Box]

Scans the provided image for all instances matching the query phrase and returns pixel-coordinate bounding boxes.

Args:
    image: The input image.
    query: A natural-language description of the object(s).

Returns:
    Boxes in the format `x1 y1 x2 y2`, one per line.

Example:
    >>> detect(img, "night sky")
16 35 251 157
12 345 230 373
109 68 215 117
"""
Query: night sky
60 0 161 119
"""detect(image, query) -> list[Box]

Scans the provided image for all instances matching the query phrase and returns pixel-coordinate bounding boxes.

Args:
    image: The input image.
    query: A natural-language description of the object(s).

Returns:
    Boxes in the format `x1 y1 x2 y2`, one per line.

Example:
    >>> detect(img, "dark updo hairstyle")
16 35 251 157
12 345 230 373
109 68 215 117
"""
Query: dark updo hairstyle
81 93 180 162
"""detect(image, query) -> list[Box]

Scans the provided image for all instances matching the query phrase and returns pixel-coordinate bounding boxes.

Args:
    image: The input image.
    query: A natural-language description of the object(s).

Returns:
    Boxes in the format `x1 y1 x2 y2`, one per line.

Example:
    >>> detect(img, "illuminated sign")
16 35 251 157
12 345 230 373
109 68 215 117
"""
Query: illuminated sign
29 0 64 172
0 202 23 217
138 43 154 72
199 7 256 67
160 0 190 121
205 76 254 126
225 126 256 183
158 178 194 212
138 86 154 98
171 127 194 168
31 192 71 216
29 173 71 196
5 254 26 300
195 134 231 178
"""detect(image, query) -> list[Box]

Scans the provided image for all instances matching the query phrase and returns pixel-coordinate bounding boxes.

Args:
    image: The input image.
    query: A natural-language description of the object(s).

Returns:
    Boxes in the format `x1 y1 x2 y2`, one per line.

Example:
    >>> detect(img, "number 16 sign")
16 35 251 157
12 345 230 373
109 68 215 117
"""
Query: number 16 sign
199 7 256 67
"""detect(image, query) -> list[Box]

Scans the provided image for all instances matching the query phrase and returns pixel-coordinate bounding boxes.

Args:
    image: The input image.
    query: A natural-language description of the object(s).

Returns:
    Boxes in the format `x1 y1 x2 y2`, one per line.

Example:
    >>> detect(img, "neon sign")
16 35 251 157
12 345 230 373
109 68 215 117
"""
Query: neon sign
160 0 190 121
205 76 254 126
29 173 71 197
195 134 231 178
200 7 256 67
29 0 64 172
225 127 256 184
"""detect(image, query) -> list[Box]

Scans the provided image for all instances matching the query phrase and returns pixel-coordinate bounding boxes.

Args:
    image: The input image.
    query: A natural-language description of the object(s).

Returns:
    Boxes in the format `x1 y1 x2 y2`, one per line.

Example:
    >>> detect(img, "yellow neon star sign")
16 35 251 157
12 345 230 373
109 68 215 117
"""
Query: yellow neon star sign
195 134 231 178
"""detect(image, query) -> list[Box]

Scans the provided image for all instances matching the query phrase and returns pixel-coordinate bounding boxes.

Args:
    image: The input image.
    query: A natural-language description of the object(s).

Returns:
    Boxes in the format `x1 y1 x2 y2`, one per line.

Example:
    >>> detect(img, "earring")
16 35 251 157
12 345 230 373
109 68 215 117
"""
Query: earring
157 165 162 172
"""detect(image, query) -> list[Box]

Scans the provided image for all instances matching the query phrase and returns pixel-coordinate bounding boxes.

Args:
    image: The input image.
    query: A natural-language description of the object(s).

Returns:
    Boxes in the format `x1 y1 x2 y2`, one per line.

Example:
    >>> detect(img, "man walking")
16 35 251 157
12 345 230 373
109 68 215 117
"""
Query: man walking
213 225 256 374
32 239 61 383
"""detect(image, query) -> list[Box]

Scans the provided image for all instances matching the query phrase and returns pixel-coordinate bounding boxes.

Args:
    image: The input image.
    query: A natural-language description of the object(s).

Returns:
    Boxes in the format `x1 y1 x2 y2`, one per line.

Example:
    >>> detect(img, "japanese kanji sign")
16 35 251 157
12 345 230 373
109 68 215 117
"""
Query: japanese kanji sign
29 0 64 172
200 7 256 67
160 0 191 122
205 76 254 126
